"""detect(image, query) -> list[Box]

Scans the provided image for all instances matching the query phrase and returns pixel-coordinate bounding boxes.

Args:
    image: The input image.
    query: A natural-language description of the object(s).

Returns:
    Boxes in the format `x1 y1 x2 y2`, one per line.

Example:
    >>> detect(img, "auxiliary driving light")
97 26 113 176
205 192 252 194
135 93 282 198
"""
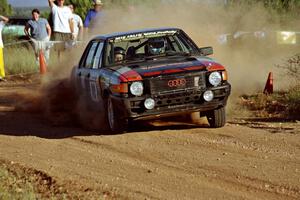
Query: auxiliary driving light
203 90 214 102
144 98 155 110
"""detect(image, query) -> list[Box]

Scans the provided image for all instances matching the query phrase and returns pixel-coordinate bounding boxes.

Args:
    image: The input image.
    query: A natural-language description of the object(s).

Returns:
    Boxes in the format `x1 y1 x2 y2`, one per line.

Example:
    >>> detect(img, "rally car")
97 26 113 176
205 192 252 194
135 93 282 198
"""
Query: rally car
71 27 231 132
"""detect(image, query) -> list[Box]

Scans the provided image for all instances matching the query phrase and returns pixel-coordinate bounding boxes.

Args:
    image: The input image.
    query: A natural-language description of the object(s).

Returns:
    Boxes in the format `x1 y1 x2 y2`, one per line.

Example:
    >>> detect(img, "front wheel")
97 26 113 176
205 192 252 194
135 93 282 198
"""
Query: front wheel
206 106 226 128
107 96 128 133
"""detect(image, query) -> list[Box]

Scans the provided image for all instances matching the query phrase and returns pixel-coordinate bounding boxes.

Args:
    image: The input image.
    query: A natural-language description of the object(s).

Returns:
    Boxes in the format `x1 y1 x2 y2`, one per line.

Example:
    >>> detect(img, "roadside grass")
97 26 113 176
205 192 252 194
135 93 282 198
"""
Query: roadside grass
3 45 38 75
0 160 118 199
3 45 61 77
240 84 300 119
0 166 36 200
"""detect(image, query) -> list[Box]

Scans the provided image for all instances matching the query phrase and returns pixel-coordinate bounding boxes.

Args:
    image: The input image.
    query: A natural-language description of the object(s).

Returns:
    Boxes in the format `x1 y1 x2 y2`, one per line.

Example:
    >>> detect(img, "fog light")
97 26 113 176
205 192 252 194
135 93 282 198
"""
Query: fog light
144 98 155 110
203 90 214 102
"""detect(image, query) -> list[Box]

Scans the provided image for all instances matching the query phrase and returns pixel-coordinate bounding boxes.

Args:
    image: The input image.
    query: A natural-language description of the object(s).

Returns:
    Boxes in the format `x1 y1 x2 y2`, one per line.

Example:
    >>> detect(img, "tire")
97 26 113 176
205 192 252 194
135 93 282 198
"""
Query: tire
107 96 128 133
206 107 226 128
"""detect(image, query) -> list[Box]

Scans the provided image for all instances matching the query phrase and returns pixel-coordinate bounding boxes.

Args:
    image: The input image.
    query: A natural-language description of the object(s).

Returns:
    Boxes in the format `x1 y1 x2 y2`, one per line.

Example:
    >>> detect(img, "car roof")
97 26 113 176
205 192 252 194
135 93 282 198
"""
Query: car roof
92 27 182 40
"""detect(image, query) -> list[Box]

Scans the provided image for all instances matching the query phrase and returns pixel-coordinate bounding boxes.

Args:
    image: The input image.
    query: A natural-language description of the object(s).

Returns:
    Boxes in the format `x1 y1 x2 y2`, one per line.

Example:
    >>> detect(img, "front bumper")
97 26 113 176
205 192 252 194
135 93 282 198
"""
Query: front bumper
111 83 231 121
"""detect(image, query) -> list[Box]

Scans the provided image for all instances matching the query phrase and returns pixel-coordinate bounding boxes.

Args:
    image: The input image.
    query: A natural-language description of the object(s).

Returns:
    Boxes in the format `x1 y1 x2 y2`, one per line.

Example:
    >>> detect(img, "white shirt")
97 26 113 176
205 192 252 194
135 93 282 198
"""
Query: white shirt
72 13 83 37
0 21 4 48
52 4 73 33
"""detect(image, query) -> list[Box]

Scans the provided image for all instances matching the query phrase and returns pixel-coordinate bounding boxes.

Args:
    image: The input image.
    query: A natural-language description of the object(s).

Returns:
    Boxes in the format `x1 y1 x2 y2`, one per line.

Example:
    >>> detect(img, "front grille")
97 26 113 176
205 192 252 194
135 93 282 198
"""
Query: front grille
145 72 206 95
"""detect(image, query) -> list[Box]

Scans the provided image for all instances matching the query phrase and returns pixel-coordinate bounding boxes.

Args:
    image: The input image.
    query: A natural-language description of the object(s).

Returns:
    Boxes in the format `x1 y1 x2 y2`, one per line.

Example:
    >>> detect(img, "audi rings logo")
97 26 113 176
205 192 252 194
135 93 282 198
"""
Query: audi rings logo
167 78 186 87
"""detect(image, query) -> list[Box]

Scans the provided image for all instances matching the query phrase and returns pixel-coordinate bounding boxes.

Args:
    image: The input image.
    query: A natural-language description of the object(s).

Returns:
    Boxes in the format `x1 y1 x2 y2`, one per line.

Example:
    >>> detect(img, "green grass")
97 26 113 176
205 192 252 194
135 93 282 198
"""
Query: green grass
0 167 36 200
3 45 62 76
3 46 38 75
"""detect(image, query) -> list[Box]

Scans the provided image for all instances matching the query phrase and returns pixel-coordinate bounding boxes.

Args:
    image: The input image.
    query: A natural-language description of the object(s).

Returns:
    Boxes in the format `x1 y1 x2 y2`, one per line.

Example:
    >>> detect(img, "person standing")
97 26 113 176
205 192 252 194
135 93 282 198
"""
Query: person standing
0 15 9 81
83 0 103 28
48 0 74 57
24 9 52 64
68 4 83 41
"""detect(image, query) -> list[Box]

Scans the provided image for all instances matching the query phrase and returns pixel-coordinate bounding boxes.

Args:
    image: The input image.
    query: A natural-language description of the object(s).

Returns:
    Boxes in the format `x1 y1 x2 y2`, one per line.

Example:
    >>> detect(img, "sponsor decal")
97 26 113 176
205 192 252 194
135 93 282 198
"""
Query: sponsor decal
113 30 177 42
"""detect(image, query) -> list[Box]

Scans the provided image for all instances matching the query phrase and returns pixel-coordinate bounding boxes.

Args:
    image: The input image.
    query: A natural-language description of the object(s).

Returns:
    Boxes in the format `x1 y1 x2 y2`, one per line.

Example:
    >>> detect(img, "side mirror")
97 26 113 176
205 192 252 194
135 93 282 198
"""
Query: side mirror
199 46 213 56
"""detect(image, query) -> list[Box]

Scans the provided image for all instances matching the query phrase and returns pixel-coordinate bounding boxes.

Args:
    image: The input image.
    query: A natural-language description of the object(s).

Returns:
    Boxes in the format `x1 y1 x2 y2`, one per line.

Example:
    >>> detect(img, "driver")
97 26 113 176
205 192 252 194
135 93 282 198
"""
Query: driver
114 46 125 62
146 37 166 56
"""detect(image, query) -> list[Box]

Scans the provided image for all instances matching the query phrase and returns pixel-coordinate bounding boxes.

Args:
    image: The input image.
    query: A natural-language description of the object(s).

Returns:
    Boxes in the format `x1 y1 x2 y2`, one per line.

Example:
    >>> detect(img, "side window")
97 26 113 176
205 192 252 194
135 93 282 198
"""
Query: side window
105 43 113 65
92 42 104 69
174 35 190 52
168 36 181 52
84 42 99 68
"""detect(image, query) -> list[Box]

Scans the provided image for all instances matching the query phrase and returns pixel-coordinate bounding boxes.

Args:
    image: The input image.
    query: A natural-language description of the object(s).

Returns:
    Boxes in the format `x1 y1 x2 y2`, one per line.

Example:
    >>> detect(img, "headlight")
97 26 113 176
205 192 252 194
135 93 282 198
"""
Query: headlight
209 72 222 86
130 81 143 96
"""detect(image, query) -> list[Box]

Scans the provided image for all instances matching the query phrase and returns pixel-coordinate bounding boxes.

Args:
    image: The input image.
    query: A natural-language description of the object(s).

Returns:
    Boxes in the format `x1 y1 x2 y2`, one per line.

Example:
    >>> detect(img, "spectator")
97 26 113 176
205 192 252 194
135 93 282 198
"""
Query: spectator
48 0 74 57
24 9 52 65
68 4 83 41
84 0 103 28
0 15 9 81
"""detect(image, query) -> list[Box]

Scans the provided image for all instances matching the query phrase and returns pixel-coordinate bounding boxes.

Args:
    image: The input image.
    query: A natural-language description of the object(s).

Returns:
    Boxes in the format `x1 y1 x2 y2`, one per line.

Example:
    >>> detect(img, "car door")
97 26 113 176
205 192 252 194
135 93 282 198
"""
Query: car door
78 41 100 100
88 41 105 107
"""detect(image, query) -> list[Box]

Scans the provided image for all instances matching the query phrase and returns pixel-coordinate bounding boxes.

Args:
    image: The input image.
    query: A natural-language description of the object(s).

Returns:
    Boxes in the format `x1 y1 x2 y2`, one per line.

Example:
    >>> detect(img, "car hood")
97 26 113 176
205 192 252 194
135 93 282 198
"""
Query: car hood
112 56 225 82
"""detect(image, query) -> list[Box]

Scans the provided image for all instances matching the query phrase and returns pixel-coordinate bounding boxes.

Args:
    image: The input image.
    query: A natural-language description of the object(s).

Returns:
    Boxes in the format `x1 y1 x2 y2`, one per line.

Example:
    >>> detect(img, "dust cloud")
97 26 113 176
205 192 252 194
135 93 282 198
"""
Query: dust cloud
14 1 300 123
87 1 299 93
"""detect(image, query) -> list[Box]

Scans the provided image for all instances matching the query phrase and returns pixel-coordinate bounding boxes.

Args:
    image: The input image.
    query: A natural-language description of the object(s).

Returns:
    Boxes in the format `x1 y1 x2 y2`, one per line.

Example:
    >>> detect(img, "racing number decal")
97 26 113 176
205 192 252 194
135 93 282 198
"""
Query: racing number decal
89 81 99 102
80 75 85 89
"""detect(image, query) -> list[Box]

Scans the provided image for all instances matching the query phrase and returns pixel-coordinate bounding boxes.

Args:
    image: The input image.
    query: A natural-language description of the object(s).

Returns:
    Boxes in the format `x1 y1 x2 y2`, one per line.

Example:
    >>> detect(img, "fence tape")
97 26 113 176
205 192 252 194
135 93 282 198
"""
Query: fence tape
4 39 85 47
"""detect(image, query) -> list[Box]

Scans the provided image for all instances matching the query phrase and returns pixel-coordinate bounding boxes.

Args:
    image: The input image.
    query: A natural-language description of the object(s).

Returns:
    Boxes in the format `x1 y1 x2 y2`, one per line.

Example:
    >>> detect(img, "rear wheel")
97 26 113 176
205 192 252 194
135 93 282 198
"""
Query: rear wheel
206 106 226 128
107 96 128 133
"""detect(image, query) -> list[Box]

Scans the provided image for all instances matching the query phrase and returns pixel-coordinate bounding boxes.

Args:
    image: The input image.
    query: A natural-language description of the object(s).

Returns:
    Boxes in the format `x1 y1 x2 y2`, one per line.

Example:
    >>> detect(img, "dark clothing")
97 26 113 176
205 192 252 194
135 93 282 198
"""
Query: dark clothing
84 9 100 28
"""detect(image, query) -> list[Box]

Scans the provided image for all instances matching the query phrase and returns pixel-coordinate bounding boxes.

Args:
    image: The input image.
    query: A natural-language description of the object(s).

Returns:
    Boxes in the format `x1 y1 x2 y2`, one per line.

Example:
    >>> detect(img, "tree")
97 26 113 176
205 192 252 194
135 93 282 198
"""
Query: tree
0 0 13 16
226 0 300 11
65 0 94 21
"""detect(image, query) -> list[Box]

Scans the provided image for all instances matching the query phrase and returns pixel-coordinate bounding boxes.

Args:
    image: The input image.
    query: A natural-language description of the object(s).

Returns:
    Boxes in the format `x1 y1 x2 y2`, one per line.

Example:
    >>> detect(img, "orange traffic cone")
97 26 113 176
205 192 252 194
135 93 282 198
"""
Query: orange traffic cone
39 49 47 74
263 72 273 94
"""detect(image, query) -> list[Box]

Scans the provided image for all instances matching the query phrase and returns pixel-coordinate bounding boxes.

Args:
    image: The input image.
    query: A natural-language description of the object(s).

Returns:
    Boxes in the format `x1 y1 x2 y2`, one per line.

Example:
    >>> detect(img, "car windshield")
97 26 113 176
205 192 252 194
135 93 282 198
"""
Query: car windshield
105 30 199 66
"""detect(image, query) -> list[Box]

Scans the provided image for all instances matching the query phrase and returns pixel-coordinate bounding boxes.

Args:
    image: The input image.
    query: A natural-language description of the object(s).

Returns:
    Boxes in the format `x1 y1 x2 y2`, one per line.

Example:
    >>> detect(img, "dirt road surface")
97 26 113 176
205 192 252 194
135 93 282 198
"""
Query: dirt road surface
0 82 299 199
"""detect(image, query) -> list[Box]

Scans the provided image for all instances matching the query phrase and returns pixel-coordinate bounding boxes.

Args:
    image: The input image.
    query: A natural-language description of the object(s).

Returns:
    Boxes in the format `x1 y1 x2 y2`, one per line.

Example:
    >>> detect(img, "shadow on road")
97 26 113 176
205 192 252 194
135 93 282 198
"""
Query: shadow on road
0 111 208 139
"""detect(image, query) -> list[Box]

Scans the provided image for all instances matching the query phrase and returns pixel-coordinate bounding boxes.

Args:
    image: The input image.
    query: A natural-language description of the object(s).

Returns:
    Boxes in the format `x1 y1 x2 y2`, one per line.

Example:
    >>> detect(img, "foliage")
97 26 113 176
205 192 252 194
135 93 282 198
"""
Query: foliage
3 46 39 75
277 54 300 82
11 7 50 18
0 0 13 16
65 0 94 21
0 167 36 200
241 86 300 119
226 0 300 12
64 0 160 21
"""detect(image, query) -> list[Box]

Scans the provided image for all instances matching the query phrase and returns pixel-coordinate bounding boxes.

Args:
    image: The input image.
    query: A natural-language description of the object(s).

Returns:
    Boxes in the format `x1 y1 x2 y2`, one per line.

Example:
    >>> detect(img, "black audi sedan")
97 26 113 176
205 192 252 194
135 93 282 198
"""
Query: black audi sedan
71 27 231 132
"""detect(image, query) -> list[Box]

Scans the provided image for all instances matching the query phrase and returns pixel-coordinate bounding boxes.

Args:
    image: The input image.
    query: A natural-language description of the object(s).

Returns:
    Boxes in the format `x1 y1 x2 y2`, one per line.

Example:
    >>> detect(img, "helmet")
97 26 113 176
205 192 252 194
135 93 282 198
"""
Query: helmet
147 38 166 55
114 46 125 62
114 46 125 55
